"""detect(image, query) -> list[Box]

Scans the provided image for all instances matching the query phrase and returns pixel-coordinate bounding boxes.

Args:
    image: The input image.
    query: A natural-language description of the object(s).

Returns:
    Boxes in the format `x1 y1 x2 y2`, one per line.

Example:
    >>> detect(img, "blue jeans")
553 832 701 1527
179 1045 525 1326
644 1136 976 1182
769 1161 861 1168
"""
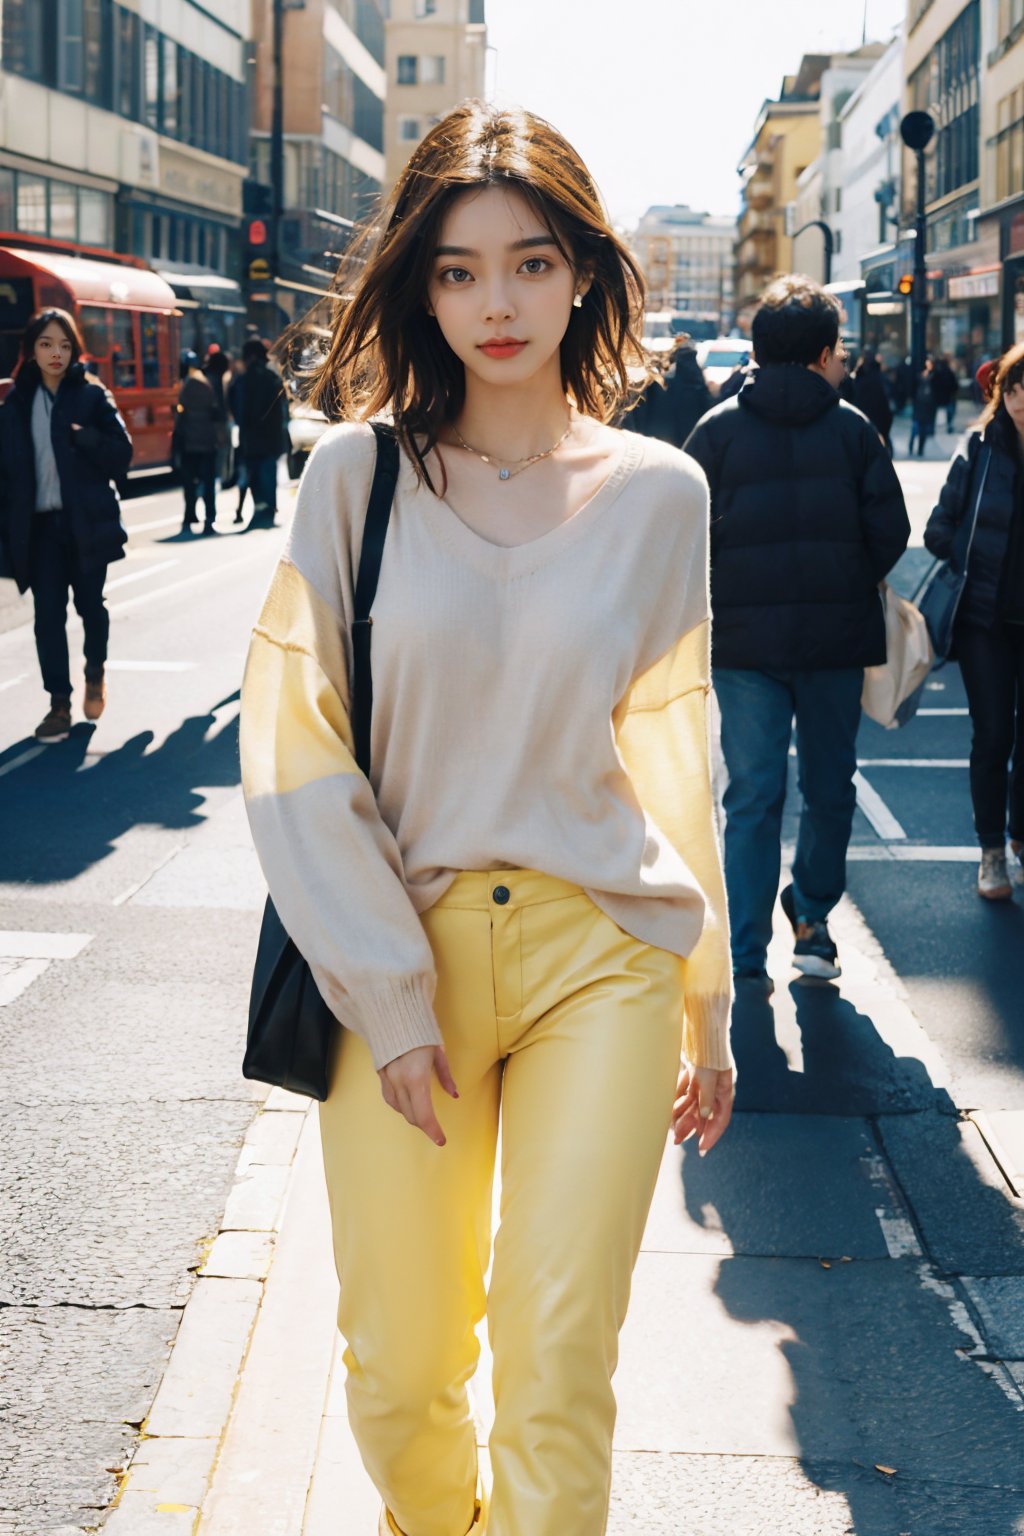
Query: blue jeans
714 667 863 973
246 456 278 517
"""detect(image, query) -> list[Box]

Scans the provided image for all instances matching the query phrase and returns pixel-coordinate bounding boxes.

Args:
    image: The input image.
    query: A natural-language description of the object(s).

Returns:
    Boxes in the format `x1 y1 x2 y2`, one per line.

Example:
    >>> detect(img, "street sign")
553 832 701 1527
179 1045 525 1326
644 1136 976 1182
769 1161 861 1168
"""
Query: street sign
248 258 272 281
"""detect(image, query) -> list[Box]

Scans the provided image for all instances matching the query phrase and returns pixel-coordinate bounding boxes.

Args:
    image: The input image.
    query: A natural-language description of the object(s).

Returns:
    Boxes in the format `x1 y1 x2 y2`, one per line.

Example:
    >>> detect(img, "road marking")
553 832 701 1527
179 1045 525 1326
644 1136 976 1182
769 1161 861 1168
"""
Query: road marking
0 957 51 1006
853 770 907 840
123 513 185 534
104 659 198 672
0 931 92 959
857 758 969 768
847 845 978 861
0 745 46 779
105 558 178 592
0 673 29 693
917 707 969 716
107 546 269 615
112 842 187 906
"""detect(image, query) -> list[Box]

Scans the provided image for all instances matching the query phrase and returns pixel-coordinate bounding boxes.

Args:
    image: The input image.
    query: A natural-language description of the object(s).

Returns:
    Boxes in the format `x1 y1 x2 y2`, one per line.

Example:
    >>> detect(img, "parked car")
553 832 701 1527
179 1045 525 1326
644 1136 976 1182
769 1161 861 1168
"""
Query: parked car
696 338 752 397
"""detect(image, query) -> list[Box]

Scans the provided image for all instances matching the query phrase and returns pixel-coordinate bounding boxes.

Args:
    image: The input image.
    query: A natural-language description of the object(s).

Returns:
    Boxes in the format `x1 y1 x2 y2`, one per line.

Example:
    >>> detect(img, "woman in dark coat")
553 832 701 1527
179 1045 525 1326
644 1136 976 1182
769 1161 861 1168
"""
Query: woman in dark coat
924 342 1024 900
0 308 132 741
852 352 894 453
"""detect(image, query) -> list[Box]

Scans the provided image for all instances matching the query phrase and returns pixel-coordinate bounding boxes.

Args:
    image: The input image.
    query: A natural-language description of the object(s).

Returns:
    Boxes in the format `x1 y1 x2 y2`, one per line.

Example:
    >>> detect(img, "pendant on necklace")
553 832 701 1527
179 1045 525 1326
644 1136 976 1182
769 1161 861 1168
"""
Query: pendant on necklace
498 467 511 481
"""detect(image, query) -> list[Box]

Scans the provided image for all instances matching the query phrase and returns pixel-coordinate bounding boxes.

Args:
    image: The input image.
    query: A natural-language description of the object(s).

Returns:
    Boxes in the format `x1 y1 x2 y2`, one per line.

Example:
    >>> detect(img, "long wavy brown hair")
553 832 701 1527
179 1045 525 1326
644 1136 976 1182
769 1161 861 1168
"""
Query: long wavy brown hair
978 341 1024 440
305 100 649 484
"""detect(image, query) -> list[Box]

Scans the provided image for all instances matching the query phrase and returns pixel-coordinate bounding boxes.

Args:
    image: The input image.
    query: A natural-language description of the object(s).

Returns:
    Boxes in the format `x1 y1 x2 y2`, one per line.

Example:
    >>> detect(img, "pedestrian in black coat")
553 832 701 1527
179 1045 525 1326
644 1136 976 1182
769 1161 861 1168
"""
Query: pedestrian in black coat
623 337 712 448
238 339 288 526
923 342 1024 899
931 354 959 433
0 307 132 741
852 352 894 452
909 357 938 456
175 350 224 534
684 274 909 988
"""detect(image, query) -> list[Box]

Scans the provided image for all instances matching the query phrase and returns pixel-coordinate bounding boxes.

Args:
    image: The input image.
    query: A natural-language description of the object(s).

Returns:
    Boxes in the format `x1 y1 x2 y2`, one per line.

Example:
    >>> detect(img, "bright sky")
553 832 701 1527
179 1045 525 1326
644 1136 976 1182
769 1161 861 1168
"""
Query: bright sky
485 0 907 229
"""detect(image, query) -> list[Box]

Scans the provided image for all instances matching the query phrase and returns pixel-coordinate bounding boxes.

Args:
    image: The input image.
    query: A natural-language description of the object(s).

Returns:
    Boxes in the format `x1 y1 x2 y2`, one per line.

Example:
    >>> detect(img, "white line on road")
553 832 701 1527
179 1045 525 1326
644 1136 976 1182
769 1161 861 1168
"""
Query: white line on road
853 770 907 840
0 930 92 959
857 759 969 768
847 845 978 861
107 545 270 616
105 659 198 672
0 673 29 693
917 707 969 716
105 558 179 592
0 745 46 779
124 513 185 535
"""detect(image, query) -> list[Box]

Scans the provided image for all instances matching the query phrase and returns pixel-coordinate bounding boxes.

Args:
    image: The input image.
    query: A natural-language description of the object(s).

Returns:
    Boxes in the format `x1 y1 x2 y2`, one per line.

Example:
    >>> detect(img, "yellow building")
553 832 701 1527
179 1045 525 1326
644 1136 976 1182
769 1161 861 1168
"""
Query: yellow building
735 56 827 323
384 0 487 188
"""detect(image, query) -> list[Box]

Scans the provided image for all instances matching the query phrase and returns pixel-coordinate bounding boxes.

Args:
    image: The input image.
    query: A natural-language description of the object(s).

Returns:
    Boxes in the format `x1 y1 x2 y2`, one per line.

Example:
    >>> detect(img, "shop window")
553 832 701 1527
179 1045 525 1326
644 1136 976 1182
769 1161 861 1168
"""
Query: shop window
397 55 417 84
16 175 48 234
78 189 111 247
151 214 162 261
50 182 78 240
110 309 136 389
0 170 14 232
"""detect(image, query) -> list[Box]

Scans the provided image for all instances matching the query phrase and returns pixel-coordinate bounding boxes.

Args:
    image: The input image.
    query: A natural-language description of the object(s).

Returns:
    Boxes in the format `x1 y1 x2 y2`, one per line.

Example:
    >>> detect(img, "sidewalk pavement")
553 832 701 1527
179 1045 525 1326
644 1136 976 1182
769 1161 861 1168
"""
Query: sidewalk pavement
890 399 977 463
101 887 1024 1536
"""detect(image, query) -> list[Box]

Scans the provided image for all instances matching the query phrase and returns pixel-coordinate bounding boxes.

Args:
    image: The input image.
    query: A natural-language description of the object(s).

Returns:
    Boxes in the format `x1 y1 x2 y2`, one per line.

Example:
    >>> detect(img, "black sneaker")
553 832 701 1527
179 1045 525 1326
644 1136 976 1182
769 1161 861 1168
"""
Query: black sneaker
780 884 841 980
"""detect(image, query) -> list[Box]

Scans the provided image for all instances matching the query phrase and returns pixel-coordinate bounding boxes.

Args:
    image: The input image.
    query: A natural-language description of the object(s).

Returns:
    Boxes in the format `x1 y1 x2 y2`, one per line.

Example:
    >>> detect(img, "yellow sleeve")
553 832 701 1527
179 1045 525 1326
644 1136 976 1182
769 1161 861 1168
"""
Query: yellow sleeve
614 619 734 1071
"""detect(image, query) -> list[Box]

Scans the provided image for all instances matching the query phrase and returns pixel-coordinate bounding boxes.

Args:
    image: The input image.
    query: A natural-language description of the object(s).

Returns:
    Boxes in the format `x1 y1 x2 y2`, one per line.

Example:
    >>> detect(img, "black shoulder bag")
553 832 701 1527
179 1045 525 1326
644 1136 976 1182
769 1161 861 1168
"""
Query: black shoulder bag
914 434 992 662
243 422 400 1100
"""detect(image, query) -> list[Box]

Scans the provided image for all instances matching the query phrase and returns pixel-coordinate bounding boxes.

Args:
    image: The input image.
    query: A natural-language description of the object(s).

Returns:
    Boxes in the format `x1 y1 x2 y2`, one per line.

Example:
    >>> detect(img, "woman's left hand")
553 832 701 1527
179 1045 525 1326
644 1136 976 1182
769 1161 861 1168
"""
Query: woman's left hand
672 1063 734 1156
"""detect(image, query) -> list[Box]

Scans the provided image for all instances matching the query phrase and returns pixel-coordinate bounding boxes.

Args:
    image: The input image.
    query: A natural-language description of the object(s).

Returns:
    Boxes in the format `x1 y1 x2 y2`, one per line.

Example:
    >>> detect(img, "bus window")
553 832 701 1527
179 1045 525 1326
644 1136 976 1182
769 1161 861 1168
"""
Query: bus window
110 309 136 389
140 311 160 388
0 276 36 375
79 304 111 375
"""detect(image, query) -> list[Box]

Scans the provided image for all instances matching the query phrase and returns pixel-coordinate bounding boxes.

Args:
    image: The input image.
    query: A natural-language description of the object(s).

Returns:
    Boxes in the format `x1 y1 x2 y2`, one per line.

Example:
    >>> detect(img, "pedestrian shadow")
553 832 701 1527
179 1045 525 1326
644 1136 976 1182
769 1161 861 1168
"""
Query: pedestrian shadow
673 978 1024 1535
0 691 240 886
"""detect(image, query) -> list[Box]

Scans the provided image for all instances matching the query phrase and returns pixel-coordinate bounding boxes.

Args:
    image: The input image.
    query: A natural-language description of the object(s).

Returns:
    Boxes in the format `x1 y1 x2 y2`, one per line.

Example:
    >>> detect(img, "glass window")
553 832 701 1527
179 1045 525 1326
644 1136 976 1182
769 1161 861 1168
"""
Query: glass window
143 25 160 130
399 116 421 142
0 169 15 232
151 213 162 261
415 0 437 14
163 36 178 140
78 188 111 247
178 45 192 143
79 304 110 364
115 6 139 118
2 0 53 82
58 0 84 91
140 312 160 387
50 181 78 239
192 55 205 149
83 0 111 106
397 55 417 84
16 175 48 233
110 309 136 389
421 55 446 84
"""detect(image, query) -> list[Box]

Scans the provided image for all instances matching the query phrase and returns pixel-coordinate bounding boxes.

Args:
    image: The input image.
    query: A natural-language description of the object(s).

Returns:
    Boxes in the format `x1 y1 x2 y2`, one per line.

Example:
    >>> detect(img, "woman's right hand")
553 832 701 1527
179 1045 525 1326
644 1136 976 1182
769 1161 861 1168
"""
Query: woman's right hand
378 1045 459 1147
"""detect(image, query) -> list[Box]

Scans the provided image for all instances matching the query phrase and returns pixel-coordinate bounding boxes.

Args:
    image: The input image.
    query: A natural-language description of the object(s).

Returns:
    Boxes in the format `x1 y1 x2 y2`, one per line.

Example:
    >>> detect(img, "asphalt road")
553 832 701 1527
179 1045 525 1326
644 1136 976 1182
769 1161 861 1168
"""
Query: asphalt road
1 435 1023 1534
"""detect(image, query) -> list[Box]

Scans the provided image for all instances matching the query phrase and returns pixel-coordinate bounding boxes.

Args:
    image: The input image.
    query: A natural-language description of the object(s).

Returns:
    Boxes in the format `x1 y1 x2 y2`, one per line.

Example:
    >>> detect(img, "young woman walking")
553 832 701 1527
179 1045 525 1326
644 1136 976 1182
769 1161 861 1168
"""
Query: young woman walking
240 102 734 1536
925 342 1024 899
0 308 132 741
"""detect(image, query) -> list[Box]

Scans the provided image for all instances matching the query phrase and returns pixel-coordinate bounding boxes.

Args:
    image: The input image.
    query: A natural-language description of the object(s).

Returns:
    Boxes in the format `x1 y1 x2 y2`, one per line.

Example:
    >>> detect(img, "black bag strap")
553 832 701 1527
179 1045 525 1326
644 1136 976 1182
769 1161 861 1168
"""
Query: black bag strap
951 437 992 577
351 422 399 777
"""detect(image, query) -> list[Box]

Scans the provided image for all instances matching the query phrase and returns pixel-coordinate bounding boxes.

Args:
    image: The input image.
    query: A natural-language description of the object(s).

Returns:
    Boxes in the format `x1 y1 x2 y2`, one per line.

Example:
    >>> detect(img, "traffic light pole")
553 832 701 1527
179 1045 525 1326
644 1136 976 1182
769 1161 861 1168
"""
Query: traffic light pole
270 0 284 284
910 147 929 379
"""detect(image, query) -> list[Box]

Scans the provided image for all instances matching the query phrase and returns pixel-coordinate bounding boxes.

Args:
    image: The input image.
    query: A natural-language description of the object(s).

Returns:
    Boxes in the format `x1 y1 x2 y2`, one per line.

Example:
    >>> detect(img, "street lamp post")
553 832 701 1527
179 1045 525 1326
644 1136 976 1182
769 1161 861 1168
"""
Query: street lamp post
791 219 834 286
270 0 306 287
899 110 936 379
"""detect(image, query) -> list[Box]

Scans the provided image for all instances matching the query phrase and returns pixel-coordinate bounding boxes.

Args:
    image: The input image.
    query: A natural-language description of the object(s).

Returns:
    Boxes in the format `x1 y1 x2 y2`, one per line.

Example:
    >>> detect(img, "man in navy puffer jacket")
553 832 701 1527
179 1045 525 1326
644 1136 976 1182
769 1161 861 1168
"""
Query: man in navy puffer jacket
685 275 910 989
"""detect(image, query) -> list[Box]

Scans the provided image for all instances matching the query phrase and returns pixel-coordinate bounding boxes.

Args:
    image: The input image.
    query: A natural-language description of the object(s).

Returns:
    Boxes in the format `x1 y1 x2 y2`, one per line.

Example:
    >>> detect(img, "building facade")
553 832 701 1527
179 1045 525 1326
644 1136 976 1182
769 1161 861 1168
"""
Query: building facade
248 0 387 330
735 56 827 325
979 0 1024 349
789 45 888 283
630 205 736 337
384 0 486 188
0 0 249 342
903 0 997 369
834 36 905 283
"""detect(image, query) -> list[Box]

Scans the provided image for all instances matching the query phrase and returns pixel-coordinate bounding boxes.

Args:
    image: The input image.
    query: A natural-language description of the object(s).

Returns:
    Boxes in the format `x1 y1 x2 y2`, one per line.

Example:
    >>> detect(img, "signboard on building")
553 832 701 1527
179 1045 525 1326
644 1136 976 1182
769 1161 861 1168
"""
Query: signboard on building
947 269 1000 301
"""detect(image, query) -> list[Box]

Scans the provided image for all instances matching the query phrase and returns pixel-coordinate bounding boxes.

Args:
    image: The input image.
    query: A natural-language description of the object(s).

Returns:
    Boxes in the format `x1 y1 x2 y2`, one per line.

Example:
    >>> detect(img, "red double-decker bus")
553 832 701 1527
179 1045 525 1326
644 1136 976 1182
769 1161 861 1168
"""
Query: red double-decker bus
0 235 181 471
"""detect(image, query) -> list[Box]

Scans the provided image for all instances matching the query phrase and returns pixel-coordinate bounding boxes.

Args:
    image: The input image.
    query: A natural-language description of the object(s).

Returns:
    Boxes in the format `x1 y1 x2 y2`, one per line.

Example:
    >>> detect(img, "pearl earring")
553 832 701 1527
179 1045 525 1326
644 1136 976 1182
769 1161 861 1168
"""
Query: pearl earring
572 292 583 309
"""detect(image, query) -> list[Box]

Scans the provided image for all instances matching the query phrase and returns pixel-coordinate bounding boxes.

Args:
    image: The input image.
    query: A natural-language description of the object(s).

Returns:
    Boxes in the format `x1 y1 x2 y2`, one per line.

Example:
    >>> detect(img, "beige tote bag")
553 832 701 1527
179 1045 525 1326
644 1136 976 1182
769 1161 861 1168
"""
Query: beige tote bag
861 583 934 730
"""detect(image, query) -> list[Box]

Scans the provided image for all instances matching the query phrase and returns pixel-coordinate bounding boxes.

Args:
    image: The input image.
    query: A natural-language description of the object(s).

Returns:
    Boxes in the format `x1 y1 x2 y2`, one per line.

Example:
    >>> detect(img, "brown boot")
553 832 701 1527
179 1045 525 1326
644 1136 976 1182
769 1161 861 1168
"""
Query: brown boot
83 669 107 721
35 695 72 743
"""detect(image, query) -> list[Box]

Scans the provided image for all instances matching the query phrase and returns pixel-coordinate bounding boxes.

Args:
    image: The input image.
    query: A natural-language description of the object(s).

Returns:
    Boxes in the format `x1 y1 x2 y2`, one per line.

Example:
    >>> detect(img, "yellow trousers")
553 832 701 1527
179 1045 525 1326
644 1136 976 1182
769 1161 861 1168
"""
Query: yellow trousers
319 871 685 1536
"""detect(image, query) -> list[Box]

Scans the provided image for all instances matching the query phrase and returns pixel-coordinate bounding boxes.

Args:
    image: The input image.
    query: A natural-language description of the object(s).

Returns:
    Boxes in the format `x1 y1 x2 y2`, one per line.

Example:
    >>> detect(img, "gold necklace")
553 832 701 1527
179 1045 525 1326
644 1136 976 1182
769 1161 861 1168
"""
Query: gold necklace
452 420 573 481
